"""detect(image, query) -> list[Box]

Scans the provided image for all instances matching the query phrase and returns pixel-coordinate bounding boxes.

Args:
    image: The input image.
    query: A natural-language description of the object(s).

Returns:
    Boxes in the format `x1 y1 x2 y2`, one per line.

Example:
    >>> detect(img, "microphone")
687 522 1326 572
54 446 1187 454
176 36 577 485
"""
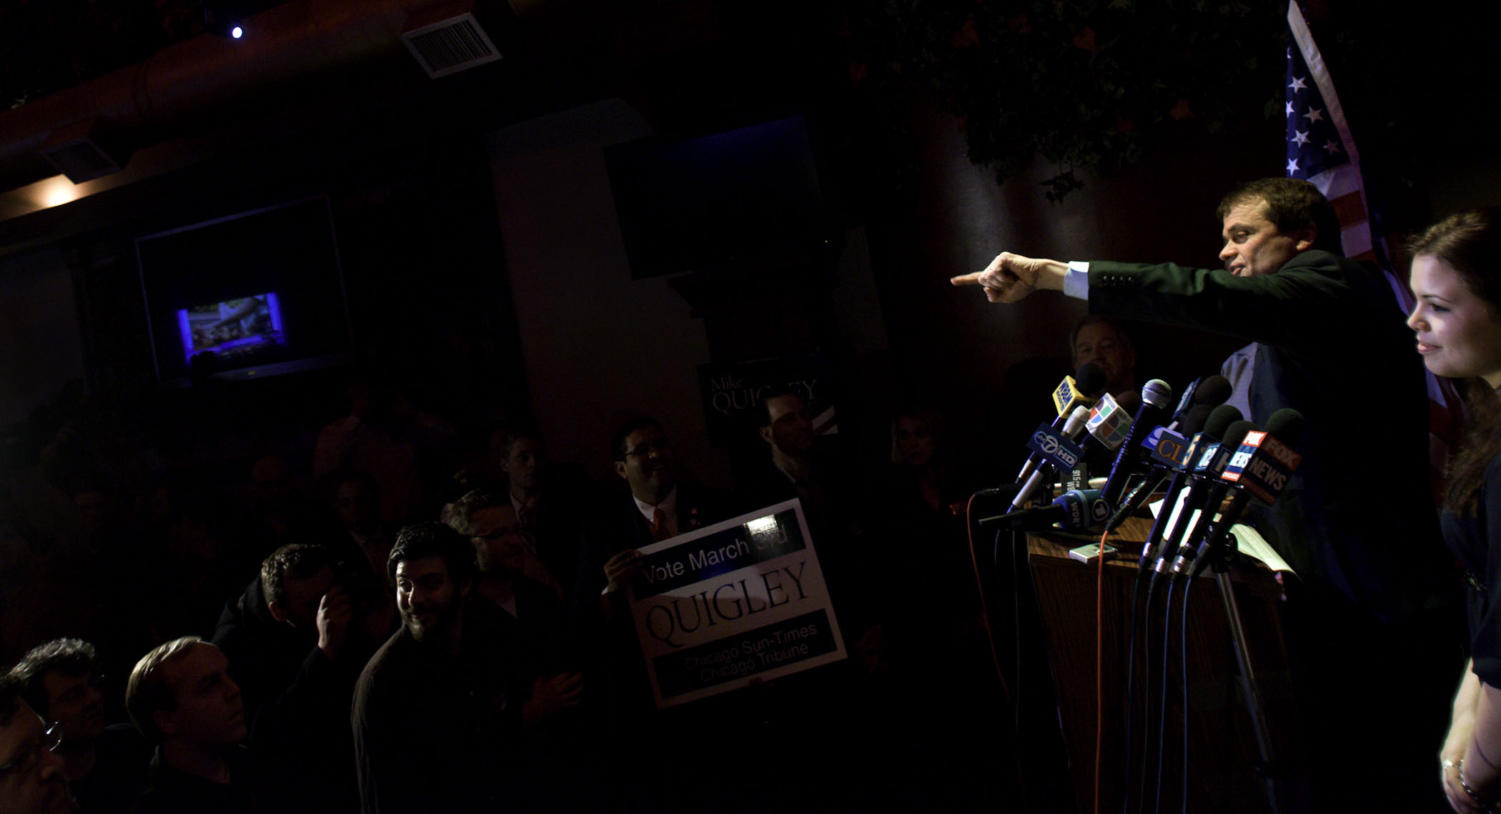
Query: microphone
1099 379 1175 511
981 488 1110 533
1180 409 1306 578
1136 404 1243 570
1103 385 1228 530
1013 363 1108 485
1009 405 1092 512
1149 418 1253 580
1168 375 1231 431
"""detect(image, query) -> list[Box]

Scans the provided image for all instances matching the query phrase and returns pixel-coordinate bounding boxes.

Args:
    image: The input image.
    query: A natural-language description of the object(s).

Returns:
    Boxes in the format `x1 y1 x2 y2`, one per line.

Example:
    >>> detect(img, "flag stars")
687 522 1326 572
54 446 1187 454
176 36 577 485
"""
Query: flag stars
1287 157 1300 173
1304 107 1324 123
1291 130 1310 146
1289 75 1307 92
1286 100 1295 117
1323 140 1341 155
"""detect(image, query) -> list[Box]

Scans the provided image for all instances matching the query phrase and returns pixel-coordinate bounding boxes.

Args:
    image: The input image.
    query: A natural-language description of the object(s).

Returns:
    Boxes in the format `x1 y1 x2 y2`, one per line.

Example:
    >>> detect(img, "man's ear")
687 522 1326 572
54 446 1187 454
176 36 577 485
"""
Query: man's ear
267 601 291 625
154 708 178 739
759 426 773 445
614 460 628 481
1293 223 1318 252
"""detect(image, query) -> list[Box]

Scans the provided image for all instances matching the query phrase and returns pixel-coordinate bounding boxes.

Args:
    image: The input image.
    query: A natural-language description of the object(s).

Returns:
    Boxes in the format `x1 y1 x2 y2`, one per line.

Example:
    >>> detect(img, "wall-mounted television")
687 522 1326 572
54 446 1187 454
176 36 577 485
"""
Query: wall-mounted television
136 196 352 384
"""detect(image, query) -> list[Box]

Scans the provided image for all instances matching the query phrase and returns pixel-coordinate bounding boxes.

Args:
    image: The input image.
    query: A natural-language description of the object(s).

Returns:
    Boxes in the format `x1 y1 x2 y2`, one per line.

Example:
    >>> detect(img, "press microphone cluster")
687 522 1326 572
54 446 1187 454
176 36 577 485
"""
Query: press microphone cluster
984 372 1242 540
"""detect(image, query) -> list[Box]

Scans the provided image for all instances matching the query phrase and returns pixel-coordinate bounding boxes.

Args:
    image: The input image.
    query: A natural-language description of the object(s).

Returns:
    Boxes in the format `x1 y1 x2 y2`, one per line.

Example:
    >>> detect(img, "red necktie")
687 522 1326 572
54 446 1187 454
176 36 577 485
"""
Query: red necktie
651 507 669 541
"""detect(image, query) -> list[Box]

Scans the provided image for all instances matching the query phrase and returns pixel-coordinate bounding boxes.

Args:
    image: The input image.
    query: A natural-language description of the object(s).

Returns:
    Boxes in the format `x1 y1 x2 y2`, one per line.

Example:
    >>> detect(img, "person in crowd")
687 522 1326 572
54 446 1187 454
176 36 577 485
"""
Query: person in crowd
125 637 253 813
314 374 456 528
351 522 518 813
0 673 75 814
1405 209 1501 813
952 176 1462 810
444 490 580 696
330 470 395 588
491 420 591 594
8 639 148 813
577 417 736 604
212 543 389 813
444 490 590 810
1070 314 1138 401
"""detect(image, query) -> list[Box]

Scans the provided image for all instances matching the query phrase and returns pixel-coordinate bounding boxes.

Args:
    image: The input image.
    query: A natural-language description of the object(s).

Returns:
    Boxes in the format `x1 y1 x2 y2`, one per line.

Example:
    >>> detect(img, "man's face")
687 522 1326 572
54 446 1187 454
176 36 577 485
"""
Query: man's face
760 394 816 456
395 557 465 641
40 671 104 745
272 566 336 631
500 438 545 493
468 506 527 576
155 644 245 749
614 426 677 504
335 480 379 533
1218 199 1311 278
1073 322 1136 395
0 704 75 814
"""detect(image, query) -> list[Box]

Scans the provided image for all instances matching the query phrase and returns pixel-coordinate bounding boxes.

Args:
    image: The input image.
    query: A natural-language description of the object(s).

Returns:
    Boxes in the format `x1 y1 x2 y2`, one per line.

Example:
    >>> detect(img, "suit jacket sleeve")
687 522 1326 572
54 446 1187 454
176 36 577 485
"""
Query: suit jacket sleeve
1087 251 1384 351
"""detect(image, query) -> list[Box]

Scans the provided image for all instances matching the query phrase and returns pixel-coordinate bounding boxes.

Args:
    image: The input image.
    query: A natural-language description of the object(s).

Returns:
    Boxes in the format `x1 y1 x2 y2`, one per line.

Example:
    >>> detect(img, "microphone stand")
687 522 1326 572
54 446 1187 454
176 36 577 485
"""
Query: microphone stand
1198 531 1282 814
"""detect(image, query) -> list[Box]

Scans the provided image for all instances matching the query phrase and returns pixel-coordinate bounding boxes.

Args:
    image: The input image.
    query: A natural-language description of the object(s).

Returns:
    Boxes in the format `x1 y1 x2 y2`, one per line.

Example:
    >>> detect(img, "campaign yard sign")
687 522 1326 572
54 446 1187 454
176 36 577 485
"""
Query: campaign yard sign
628 499 846 708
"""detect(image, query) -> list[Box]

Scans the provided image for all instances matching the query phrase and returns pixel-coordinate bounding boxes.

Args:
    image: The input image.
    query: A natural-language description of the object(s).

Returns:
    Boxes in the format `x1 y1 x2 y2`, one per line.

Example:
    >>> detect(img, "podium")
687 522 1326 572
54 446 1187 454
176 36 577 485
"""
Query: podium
1024 520 1306 814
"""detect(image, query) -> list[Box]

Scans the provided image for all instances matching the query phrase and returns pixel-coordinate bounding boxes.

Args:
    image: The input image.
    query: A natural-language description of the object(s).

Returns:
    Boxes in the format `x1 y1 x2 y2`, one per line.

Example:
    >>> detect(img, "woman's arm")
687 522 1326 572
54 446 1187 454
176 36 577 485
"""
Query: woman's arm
1445 662 1483 811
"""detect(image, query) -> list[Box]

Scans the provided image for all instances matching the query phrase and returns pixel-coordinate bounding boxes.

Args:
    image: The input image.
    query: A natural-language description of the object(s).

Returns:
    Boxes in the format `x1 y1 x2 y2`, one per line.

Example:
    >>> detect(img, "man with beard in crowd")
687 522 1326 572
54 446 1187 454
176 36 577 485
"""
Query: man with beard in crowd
350 522 518 813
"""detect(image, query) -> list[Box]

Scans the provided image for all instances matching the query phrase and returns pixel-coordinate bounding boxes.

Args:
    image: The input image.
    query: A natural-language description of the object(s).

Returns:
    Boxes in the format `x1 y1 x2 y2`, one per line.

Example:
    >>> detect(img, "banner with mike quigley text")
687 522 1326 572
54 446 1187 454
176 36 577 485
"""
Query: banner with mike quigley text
628 499 846 709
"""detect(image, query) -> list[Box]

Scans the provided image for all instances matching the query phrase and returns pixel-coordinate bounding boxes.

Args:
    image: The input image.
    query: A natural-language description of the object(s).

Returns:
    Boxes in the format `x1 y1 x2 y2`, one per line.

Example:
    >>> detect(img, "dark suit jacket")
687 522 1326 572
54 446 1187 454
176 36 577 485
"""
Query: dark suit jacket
1089 250 1455 623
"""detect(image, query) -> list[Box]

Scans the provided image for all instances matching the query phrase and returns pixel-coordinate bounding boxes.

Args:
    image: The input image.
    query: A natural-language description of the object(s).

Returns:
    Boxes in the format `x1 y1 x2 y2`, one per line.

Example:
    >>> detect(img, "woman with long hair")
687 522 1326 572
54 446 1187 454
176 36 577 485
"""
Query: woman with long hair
1409 208 1501 812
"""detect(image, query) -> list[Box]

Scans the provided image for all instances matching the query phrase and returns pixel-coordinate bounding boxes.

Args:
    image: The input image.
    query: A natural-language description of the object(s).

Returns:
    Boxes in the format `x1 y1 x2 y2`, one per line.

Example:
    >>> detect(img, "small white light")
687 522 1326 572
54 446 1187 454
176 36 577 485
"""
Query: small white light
231 25 243 39
745 517 778 536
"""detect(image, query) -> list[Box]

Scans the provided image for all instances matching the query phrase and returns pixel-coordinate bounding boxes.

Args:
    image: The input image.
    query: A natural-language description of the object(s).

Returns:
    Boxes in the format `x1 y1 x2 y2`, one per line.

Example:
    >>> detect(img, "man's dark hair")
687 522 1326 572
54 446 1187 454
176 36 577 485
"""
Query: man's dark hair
1217 177 1342 254
442 489 509 537
611 417 663 462
9 638 97 720
260 544 335 609
757 386 802 428
387 521 476 585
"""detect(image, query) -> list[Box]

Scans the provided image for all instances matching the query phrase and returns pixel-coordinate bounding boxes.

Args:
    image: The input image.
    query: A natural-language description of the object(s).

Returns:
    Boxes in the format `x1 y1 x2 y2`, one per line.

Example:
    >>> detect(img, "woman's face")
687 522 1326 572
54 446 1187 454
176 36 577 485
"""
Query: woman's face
1407 254 1501 388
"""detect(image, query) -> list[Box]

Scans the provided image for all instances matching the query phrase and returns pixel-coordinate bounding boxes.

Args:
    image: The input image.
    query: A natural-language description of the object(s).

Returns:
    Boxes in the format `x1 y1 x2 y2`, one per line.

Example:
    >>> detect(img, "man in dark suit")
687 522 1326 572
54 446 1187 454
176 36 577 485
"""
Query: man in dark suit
576 417 735 603
952 177 1461 811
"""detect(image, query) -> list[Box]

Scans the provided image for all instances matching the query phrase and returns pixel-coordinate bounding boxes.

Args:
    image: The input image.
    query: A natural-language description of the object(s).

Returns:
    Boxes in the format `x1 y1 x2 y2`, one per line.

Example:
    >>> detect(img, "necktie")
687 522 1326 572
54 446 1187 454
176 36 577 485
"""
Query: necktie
651 507 669 541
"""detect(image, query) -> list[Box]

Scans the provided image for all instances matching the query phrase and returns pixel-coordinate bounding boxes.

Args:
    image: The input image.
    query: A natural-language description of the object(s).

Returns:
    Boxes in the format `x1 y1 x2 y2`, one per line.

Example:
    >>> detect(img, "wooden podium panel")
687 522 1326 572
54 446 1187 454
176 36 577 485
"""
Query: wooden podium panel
1026 522 1306 814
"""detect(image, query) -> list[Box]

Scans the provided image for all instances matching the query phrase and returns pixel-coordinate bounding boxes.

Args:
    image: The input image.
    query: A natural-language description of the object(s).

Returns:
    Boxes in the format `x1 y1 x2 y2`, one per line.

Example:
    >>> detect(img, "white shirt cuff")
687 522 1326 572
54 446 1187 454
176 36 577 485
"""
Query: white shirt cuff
1064 261 1090 300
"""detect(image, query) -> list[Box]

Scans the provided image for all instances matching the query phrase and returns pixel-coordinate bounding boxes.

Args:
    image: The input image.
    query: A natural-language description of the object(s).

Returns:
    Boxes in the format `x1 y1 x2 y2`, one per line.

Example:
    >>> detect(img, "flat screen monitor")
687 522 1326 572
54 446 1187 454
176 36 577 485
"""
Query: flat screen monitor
136 197 352 384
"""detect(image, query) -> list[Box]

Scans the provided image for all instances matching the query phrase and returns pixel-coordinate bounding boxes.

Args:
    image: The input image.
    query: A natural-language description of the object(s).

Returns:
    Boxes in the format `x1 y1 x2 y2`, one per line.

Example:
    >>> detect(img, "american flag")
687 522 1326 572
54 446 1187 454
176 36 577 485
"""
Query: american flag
1284 1 1380 266
1284 0 1458 495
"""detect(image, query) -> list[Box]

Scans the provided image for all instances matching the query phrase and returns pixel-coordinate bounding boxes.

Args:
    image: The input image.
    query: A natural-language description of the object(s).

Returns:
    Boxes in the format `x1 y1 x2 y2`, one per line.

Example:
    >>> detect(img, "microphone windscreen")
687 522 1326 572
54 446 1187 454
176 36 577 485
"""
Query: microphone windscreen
1201 404 1243 441
1073 363 1107 398
1192 375 1232 408
1262 408 1306 448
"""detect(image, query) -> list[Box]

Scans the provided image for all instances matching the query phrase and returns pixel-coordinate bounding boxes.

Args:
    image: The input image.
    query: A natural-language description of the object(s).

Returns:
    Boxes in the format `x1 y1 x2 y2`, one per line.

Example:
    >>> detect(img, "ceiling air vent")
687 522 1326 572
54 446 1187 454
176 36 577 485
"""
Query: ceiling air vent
401 11 502 79
40 120 126 184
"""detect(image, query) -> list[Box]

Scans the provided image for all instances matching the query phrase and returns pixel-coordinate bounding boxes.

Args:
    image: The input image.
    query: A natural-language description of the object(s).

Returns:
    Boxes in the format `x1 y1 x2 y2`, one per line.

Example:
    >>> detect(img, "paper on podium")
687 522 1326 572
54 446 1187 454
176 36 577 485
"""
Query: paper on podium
1148 491 1295 576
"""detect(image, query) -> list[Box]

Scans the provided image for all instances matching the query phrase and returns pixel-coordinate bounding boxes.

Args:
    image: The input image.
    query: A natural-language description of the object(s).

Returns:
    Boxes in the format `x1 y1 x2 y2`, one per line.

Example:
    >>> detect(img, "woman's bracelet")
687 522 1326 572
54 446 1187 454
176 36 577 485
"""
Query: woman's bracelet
1458 759 1501 812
